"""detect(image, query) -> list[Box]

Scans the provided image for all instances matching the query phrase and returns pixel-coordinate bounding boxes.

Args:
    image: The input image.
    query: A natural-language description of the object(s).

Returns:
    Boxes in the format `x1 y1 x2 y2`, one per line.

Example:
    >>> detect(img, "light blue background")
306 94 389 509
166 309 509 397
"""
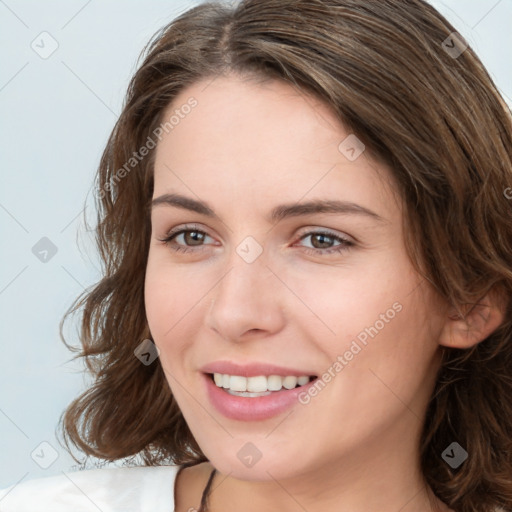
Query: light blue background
0 0 511 489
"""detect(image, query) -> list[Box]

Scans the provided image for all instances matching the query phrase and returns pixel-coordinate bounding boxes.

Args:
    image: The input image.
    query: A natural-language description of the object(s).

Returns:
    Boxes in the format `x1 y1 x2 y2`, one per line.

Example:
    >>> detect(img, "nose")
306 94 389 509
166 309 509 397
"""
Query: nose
205 253 286 343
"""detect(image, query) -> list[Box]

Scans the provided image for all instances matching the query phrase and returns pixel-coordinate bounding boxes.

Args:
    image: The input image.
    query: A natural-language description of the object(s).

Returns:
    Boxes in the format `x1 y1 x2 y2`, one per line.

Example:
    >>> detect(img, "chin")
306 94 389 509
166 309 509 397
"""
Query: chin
203 442 308 482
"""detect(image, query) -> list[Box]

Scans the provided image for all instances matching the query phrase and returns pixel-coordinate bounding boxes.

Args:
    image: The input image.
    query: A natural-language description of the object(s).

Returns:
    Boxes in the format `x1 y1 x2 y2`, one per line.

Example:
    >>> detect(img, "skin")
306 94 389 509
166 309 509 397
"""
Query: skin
144 73 503 512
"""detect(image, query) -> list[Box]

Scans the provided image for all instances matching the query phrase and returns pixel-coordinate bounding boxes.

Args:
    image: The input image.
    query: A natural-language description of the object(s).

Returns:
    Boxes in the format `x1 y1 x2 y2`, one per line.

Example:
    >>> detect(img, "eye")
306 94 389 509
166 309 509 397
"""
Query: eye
157 224 215 254
157 224 354 257
295 229 354 256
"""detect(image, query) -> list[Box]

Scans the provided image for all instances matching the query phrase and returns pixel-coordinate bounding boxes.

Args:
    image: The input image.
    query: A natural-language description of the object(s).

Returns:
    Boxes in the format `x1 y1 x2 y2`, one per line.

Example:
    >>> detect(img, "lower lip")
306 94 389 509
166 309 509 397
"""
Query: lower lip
203 373 317 421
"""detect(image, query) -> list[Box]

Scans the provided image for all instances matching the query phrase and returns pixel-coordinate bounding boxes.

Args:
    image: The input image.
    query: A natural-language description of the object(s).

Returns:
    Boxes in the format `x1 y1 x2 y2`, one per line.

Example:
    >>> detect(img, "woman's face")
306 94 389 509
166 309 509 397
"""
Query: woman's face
144 74 447 481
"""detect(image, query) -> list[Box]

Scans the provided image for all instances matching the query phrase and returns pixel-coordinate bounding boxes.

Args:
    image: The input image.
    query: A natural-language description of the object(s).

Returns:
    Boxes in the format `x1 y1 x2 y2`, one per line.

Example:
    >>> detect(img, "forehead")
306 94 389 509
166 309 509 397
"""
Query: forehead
152 74 399 221
160 74 342 151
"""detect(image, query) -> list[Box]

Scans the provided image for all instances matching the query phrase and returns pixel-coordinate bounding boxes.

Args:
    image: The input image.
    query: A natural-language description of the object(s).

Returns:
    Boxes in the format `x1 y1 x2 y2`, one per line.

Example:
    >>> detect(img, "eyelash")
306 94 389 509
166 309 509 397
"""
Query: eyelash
157 223 354 256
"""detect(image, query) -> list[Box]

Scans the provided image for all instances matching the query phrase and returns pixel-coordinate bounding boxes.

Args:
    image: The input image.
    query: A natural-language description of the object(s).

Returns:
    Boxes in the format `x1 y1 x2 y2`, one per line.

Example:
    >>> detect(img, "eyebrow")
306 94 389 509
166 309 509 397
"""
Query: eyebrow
150 193 387 224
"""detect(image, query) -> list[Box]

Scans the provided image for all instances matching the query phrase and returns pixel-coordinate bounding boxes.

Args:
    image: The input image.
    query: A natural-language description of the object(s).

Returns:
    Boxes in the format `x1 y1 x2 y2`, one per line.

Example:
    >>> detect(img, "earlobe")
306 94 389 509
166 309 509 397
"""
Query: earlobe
438 291 507 349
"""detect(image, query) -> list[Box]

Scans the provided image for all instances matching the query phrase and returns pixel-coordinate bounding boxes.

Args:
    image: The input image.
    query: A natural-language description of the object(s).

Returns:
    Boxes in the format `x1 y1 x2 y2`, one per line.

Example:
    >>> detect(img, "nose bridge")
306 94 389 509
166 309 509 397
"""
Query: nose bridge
219 230 269 288
206 240 285 339
216 241 272 307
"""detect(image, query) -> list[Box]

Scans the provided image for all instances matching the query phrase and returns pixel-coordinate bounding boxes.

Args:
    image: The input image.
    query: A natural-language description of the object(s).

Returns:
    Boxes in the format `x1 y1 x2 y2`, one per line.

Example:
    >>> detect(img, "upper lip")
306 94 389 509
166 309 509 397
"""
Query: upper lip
200 361 317 378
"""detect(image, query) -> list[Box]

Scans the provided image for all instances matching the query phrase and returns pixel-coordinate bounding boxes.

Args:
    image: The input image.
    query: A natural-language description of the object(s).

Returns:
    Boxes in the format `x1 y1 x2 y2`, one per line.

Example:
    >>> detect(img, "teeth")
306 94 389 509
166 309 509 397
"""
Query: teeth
282 376 297 389
212 373 313 393
267 375 282 391
213 373 223 387
247 375 267 392
230 375 247 392
297 376 310 386
226 389 272 397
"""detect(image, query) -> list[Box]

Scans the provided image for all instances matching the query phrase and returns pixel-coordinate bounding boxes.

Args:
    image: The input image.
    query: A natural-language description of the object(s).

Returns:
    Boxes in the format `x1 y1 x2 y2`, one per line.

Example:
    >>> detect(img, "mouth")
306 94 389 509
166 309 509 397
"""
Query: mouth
202 371 319 421
207 372 318 397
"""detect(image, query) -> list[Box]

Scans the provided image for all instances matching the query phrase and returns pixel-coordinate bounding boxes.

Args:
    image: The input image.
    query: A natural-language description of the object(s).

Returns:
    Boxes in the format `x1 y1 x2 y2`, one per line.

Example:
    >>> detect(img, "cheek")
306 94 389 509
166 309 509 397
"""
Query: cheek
332 286 441 419
291 261 406 353
144 256 193 346
313 259 438 378
305 291 441 447
144 253 213 377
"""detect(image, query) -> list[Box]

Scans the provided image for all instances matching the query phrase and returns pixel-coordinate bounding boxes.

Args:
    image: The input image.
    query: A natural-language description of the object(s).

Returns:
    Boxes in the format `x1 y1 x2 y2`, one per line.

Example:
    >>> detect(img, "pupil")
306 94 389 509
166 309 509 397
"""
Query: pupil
186 231 203 245
313 234 332 249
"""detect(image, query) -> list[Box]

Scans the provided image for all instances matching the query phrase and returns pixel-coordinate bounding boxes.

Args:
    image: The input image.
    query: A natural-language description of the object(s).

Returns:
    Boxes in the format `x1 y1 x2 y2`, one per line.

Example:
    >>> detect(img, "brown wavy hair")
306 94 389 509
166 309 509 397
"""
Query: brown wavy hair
57 1 512 510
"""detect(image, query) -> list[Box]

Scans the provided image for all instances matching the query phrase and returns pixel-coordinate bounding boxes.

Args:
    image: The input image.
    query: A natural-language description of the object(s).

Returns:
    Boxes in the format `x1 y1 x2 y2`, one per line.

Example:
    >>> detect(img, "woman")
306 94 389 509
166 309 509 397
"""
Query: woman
1 1 511 511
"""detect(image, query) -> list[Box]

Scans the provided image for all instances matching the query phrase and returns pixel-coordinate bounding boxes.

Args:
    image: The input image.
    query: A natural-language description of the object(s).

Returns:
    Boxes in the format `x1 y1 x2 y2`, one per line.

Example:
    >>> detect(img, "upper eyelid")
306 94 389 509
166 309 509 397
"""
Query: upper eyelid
164 223 212 238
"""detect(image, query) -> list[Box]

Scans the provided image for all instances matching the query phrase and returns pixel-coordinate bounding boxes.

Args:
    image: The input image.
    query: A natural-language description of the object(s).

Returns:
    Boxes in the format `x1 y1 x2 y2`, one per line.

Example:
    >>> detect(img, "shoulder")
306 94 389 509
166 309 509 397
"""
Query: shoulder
0 464 182 512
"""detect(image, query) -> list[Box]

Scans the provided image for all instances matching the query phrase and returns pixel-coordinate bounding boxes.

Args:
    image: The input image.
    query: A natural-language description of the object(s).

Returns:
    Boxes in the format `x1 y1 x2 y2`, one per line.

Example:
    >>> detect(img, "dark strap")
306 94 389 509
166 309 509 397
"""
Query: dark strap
198 467 217 512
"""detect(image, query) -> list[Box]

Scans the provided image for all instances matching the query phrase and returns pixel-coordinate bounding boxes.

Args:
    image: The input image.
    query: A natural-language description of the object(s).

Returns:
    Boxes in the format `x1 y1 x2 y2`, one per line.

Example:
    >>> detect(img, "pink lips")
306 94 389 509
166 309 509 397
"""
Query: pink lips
200 361 316 378
200 361 317 422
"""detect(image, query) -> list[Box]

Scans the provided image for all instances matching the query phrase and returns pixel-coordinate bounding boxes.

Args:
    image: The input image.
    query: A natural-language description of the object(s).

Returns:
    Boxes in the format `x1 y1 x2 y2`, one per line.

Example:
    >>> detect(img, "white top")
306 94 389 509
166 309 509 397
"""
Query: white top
0 465 182 512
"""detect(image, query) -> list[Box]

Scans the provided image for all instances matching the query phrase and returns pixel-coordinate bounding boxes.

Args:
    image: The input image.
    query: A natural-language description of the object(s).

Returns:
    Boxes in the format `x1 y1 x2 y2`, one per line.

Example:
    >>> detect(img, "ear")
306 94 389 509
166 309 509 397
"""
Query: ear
438 290 507 349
